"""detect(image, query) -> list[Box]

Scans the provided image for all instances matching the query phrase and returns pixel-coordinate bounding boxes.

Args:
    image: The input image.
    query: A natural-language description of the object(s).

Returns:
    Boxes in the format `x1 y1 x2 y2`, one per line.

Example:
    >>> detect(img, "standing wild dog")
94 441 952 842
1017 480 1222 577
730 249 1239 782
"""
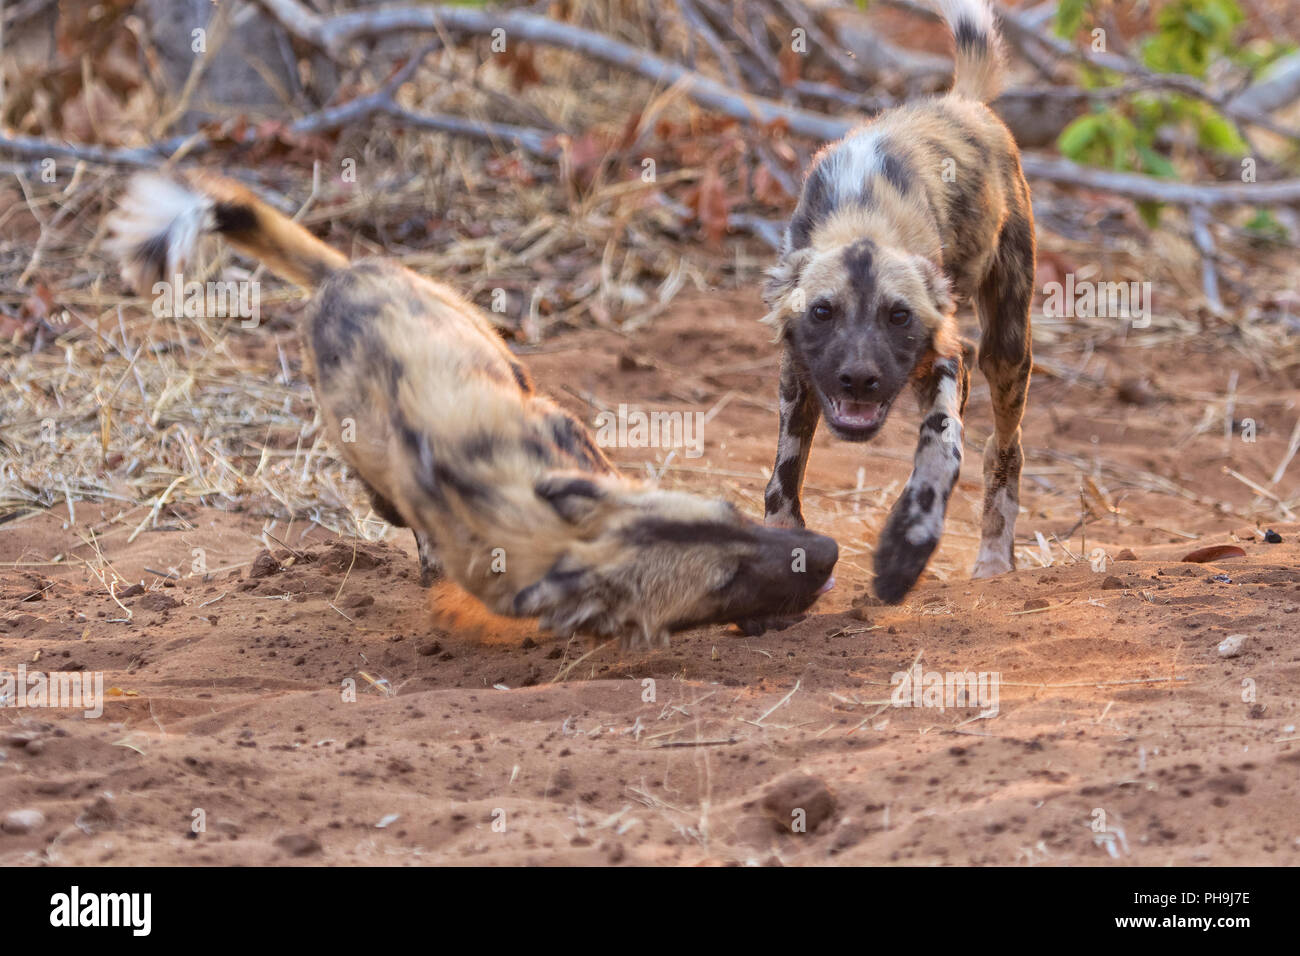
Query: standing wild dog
761 0 1033 603
106 172 837 650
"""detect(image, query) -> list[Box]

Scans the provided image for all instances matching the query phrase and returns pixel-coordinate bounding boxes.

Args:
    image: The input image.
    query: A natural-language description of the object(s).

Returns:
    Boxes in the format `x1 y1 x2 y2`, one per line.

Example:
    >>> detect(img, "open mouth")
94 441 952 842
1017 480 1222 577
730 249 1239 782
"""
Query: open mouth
824 396 891 437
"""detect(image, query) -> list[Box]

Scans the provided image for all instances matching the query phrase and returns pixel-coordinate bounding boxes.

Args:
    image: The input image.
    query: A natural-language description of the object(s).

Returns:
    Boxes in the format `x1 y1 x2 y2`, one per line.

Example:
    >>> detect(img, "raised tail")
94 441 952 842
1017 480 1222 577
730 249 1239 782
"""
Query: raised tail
937 0 1004 102
106 171 349 295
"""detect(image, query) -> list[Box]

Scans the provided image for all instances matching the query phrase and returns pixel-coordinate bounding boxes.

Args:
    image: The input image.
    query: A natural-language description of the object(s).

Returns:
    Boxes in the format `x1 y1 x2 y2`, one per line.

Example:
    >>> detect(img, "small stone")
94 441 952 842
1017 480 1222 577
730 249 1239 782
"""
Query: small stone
761 774 836 834
1264 529 1283 544
1022 597 1050 611
1116 377 1157 406
137 592 179 611
1116 548 1138 561
3 809 45 835
249 550 280 579
79 795 119 832
273 833 322 857
1101 576 1126 590
1217 634 1247 658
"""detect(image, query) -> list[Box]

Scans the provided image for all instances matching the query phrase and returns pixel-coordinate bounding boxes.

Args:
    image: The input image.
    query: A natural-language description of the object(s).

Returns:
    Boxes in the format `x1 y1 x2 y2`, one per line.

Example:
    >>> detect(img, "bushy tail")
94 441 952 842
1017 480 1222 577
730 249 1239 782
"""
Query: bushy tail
937 0 1004 102
106 171 348 295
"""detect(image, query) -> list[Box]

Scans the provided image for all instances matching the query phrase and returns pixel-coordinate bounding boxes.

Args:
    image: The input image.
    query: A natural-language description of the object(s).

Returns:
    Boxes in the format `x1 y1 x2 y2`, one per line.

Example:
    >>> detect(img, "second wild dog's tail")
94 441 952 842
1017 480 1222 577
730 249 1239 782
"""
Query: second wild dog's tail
107 171 349 295
936 0 1004 102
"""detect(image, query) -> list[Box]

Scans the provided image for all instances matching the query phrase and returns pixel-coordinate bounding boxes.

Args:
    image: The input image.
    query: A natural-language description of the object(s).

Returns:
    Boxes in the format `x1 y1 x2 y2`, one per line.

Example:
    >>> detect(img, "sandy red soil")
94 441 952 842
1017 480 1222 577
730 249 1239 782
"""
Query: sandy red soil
2 295 1298 865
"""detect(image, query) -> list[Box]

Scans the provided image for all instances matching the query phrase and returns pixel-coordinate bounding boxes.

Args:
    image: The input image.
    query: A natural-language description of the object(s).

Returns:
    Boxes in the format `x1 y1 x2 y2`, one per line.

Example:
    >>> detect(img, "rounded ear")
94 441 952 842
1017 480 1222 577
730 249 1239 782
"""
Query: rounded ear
761 247 812 326
534 474 607 524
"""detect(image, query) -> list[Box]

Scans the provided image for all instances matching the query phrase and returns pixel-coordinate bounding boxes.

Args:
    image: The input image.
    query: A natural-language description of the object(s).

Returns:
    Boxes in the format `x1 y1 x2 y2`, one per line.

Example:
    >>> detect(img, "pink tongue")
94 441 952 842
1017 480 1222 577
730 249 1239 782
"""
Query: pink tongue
836 401 879 426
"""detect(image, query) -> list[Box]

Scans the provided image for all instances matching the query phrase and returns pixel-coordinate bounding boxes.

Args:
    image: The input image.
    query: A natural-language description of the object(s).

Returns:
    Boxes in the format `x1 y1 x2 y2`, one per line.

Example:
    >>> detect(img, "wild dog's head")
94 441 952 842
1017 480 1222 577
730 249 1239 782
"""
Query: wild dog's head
764 237 956 441
513 475 838 650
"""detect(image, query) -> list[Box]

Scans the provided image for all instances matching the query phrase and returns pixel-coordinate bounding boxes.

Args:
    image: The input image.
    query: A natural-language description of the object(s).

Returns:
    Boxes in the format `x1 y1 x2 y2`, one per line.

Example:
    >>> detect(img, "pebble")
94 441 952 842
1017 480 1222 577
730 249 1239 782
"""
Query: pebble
273 833 322 857
761 774 836 834
249 550 281 579
1218 634 1247 658
3 809 46 835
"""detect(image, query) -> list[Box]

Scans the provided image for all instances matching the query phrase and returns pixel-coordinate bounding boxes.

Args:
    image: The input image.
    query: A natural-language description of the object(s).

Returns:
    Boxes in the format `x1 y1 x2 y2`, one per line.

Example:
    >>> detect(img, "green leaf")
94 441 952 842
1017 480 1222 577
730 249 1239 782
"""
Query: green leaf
1197 111 1247 155
1137 201 1164 228
1058 114 1104 160
1136 145 1177 179
1055 0 1088 38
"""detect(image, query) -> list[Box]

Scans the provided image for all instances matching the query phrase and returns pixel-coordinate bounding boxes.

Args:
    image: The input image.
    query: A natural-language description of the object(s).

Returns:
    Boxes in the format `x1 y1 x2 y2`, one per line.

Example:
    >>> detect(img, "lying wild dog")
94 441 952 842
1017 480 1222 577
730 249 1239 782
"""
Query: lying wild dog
761 0 1033 603
106 172 838 649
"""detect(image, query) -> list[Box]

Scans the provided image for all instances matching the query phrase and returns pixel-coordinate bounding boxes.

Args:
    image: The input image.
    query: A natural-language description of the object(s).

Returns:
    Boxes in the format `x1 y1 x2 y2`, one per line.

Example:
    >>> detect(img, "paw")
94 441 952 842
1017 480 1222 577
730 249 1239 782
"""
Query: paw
873 522 941 605
617 624 671 652
732 613 807 637
971 555 1013 580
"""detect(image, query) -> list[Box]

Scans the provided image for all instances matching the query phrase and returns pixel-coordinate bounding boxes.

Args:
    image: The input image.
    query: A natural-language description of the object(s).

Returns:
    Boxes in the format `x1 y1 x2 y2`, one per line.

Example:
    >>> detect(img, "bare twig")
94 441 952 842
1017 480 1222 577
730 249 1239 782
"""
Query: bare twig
1189 205 1223 313
1017 153 1300 207
881 0 1300 142
252 0 850 140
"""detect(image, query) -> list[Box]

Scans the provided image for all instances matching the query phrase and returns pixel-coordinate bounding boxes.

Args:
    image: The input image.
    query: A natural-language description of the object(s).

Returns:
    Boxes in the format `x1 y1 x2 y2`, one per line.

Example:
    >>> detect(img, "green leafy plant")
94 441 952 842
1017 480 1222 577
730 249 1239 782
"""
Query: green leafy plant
1053 0 1292 224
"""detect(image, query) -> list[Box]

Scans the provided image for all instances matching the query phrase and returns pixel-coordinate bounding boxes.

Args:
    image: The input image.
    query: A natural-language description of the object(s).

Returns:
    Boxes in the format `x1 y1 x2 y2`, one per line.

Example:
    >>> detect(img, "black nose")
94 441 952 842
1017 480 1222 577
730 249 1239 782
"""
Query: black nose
839 369 880 396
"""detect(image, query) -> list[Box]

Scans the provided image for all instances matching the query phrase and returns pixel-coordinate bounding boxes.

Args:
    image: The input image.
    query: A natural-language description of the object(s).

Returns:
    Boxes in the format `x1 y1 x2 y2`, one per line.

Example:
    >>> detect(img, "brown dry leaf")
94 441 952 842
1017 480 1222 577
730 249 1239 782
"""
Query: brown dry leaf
499 42 543 92
1181 545 1247 563
485 155 537 186
779 45 803 87
753 164 790 206
61 80 128 145
695 166 730 244
21 285 55 322
563 131 614 188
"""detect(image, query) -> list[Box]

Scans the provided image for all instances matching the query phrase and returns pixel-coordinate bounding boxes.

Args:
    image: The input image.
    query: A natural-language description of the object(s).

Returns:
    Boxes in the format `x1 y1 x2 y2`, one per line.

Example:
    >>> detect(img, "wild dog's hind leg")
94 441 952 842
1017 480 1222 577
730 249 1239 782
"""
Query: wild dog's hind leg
763 351 820 528
873 355 967 603
361 480 442 586
972 212 1034 579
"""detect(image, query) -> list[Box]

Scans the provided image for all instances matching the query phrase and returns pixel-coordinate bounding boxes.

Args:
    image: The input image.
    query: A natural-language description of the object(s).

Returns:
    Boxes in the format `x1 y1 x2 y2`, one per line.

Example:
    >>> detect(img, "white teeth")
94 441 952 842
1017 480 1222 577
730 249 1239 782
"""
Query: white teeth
831 399 882 428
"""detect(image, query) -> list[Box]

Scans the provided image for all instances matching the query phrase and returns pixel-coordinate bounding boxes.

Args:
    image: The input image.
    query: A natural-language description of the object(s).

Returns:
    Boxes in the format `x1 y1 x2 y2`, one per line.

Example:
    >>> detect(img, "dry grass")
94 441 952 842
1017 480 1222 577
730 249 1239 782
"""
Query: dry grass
2 0 1299 553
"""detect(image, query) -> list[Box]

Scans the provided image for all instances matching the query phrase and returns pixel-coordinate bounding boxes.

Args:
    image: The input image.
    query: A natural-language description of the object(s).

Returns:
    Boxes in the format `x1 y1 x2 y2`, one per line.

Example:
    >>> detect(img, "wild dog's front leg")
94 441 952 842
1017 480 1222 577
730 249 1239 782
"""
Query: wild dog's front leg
763 351 820 529
414 531 442 586
872 356 966 603
360 479 442 585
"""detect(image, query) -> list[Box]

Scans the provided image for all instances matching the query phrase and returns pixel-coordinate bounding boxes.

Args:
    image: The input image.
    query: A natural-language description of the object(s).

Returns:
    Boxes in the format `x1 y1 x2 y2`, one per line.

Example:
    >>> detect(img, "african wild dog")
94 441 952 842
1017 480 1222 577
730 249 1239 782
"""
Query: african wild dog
106 172 837 649
761 0 1033 603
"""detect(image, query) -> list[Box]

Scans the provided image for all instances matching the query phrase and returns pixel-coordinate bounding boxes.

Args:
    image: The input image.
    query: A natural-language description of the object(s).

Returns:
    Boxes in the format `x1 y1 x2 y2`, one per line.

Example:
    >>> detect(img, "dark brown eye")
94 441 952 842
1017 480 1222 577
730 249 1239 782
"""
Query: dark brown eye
811 302 833 322
889 307 912 326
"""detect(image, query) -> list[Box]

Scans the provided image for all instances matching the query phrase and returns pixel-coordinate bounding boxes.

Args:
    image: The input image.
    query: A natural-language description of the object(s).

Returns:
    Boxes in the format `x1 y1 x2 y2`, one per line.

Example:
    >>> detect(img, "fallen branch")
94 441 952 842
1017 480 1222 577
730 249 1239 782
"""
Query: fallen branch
1017 153 1300 207
8 1 1300 213
253 0 851 141
252 0 1300 207
0 50 560 168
